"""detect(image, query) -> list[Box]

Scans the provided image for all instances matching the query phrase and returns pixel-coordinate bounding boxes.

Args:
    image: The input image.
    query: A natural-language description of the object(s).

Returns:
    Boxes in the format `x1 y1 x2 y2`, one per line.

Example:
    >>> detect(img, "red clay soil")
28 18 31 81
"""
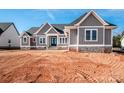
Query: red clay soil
0 50 123 83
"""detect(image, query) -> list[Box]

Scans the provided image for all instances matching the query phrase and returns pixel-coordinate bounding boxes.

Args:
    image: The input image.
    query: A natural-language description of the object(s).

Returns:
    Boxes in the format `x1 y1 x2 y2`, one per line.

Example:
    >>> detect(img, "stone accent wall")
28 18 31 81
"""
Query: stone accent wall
58 46 68 50
104 47 112 53
21 47 30 50
78 47 112 53
36 47 46 50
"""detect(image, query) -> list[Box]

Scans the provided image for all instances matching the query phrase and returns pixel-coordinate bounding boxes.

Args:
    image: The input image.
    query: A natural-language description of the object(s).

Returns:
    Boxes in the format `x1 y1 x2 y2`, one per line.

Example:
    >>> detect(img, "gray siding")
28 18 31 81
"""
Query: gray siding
105 29 111 45
30 36 36 46
59 34 66 37
22 33 29 36
58 44 68 46
36 35 46 46
58 35 68 46
70 29 77 44
21 36 30 46
37 23 51 35
80 14 103 26
79 28 103 45
47 28 57 34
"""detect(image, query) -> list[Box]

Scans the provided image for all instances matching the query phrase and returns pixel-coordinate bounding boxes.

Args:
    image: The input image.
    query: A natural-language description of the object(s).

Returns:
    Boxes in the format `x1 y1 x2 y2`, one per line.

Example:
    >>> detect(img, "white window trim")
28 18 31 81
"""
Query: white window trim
39 37 46 44
23 36 28 43
59 37 67 44
85 29 98 42
79 26 104 28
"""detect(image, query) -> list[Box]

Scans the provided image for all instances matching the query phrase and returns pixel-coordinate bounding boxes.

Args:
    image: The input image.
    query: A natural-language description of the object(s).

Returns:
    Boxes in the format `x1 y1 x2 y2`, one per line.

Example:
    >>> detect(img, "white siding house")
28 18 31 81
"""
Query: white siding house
0 23 20 49
121 36 124 49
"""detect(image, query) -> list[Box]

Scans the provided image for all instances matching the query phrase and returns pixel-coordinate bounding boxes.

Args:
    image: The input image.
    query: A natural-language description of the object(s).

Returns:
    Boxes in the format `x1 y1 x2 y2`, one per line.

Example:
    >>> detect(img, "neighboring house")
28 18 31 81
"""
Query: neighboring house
20 10 117 52
120 35 124 49
0 23 20 49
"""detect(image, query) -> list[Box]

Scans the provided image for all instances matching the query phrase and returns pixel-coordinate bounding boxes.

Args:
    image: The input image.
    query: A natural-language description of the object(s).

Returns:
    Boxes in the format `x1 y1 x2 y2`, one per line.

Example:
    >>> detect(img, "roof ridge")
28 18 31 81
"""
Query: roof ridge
69 12 88 25
0 22 13 25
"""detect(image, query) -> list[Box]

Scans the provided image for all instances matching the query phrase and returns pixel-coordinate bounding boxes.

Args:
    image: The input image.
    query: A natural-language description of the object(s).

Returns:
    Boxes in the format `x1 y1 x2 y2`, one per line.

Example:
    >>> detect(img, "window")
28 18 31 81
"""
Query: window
92 30 97 40
63 38 64 43
33 38 35 42
23 37 27 43
8 40 11 43
85 29 97 41
86 30 91 40
65 38 67 43
60 38 62 44
59 37 67 44
39 37 45 44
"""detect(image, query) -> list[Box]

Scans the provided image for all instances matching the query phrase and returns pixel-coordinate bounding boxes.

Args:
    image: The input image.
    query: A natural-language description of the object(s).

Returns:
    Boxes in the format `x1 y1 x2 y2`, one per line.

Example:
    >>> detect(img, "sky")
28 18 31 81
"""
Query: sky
0 9 124 35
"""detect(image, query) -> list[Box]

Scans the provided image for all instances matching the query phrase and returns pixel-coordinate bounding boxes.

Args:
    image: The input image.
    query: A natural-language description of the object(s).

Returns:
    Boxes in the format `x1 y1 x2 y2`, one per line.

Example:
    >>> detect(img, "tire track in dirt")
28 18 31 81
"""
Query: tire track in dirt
0 51 123 83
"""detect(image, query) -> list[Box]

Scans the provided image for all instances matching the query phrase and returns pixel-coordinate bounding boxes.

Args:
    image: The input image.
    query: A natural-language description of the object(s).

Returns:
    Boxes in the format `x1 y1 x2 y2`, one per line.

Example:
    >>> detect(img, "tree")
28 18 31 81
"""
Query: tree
112 30 124 48
121 30 124 36
113 34 122 48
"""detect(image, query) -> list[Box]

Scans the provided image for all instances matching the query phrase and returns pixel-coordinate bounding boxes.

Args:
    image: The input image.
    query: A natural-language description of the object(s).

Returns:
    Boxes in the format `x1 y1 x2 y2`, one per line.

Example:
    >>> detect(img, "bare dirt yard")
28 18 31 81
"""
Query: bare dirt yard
0 50 124 83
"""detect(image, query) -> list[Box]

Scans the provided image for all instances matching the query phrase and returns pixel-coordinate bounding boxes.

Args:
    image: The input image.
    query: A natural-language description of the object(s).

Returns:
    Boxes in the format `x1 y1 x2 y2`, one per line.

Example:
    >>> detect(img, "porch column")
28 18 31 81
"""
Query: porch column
68 29 70 51
20 36 22 48
46 35 48 50
29 36 30 47
77 27 79 52
35 35 38 48
57 35 59 46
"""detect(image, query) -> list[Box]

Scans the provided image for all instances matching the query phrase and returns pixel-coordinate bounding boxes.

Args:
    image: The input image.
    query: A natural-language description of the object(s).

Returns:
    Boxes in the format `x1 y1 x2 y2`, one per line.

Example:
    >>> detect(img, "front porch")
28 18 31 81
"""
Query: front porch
46 34 58 48
28 34 68 50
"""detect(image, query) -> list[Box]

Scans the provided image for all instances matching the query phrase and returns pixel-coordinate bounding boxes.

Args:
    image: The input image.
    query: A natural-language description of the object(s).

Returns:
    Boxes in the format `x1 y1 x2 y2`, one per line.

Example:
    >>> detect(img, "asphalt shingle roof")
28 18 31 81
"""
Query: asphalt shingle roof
0 23 13 31
105 21 117 26
0 23 13 35
69 12 88 26
26 27 40 35
24 11 116 35
0 28 4 35
25 24 68 35
69 12 116 26
52 24 68 34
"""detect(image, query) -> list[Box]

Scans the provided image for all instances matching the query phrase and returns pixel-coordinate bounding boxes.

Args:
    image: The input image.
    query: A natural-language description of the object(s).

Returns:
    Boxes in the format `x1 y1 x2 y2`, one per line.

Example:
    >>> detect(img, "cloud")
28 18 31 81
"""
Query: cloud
45 10 56 22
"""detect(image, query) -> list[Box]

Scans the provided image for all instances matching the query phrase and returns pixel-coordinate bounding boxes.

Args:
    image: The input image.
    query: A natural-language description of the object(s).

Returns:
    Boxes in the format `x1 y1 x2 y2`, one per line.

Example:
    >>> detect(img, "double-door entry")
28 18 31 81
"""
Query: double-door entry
50 36 57 46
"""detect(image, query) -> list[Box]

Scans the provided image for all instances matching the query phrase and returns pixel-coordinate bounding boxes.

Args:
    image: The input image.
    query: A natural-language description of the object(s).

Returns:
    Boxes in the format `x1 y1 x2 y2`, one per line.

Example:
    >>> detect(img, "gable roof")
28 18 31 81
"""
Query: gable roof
0 23 13 35
69 12 88 26
28 23 67 35
0 28 4 35
0 22 20 36
26 27 40 36
0 23 12 31
69 10 116 27
34 23 51 34
52 24 67 34
45 27 59 34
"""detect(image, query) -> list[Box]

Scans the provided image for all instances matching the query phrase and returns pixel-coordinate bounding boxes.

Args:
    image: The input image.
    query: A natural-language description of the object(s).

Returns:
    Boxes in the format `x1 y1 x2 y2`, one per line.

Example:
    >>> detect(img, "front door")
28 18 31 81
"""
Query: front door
51 36 57 46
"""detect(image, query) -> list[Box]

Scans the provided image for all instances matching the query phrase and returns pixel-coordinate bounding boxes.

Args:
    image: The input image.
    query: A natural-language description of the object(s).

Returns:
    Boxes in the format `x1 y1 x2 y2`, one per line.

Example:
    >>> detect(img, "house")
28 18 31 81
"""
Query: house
0 23 20 49
20 23 68 50
20 10 117 52
121 35 124 49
